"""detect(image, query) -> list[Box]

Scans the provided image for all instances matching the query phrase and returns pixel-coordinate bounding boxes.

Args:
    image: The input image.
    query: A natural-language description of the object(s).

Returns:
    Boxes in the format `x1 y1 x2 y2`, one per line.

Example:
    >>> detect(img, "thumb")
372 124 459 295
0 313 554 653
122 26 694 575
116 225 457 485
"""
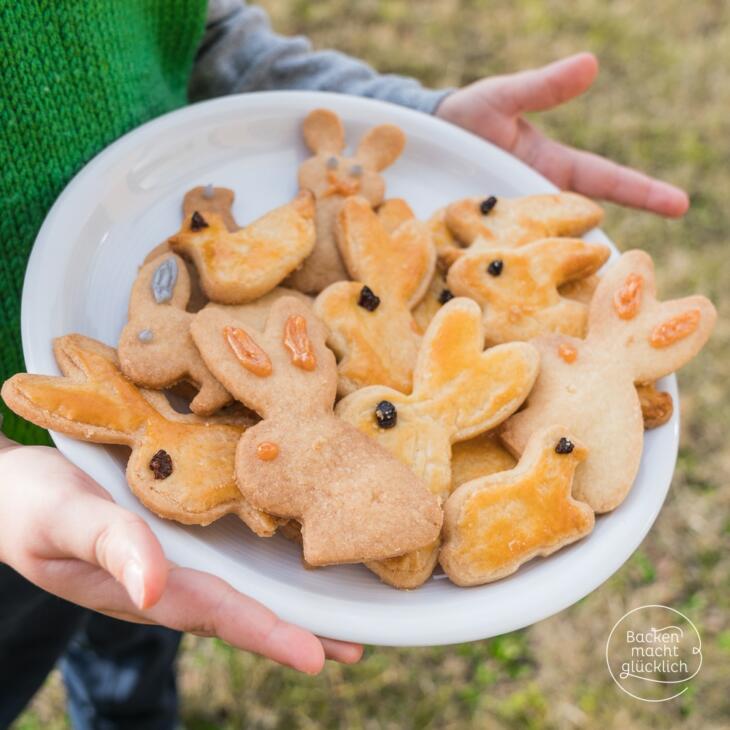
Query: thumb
48 489 169 610
490 52 599 116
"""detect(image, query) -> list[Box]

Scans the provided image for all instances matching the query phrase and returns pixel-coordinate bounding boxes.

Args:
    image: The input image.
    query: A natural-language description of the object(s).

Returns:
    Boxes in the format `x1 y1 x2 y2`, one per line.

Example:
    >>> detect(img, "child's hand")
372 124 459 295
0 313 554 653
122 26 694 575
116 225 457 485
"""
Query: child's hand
436 53 689 218
0 438 362 674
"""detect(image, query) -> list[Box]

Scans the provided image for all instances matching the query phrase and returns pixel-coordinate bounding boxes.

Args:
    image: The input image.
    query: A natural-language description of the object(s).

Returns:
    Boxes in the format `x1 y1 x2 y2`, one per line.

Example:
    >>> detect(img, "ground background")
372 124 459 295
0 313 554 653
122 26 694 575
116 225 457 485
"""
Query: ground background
15 1 729 728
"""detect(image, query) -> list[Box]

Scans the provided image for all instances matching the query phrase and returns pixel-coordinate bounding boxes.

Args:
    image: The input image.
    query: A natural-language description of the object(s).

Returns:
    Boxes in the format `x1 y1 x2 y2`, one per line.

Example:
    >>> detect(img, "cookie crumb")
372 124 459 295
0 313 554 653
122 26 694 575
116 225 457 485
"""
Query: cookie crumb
555 437 574 455
149 449 173 479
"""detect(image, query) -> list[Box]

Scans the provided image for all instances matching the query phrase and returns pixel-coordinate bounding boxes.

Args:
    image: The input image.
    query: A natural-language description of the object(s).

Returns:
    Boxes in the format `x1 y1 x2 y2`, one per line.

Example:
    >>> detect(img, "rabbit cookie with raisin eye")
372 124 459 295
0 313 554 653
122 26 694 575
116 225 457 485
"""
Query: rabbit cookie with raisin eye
118 253 232 416
314 196 436 395
286 108 406 294
501 250 717 513
1 335 277 535
440 426 594 587
191 296 442 567
437 192 603 268
169 190 316 304
447 238 610 345
336 298 539 588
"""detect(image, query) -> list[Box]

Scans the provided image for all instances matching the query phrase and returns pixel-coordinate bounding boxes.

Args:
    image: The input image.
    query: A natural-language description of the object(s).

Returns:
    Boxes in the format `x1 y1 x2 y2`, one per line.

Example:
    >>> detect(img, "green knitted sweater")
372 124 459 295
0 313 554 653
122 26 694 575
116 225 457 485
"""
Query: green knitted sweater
0 1 207 443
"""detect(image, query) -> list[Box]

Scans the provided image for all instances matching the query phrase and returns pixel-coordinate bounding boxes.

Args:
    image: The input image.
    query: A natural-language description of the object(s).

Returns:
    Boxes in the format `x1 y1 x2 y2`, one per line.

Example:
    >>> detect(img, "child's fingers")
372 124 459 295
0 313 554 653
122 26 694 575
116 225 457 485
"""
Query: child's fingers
491 52 599 116
140 566 327 674
47 490 169 610
319 637 364 664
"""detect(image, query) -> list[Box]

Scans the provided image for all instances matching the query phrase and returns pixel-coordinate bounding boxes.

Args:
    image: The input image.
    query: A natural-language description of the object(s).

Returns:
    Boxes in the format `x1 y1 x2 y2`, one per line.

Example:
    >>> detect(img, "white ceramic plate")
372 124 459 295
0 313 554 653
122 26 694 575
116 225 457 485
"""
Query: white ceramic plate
22 91 678 646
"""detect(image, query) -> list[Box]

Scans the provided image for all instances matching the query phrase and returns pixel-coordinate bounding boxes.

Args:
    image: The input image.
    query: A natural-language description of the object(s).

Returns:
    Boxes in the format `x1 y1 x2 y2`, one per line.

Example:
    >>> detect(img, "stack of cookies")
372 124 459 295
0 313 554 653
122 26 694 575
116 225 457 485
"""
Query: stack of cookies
2 109 716 589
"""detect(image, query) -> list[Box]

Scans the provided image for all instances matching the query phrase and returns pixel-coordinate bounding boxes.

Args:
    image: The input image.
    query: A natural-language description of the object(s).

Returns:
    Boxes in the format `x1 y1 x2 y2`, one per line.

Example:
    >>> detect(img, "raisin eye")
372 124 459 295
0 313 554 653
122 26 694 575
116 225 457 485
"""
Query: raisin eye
555 437 575 455
480 196 498 215
375 400 397 429
438 289 454 304
150 449 173 479
350 164 363 177
487 260 503 276
358 285 381 311
190 211 208 231
326 156 339 170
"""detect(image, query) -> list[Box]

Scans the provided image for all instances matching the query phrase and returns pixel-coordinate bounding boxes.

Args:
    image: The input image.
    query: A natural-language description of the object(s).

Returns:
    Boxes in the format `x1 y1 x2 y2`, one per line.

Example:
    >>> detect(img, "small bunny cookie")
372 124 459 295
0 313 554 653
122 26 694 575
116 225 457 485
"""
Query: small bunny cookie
438 193 603 267
169 190 316 304
314 196 436 395
440 427 594 586
191 297 442 567
1 335 277 534
337 298 539 588
447 238 610 344
286 109 406 294
118 253 231 416
502 250 716 512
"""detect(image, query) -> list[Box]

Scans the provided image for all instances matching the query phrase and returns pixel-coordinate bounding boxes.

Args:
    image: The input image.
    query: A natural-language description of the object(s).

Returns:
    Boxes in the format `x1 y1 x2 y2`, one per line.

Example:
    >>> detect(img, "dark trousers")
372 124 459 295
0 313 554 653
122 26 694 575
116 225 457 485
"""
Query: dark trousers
0 564 181 729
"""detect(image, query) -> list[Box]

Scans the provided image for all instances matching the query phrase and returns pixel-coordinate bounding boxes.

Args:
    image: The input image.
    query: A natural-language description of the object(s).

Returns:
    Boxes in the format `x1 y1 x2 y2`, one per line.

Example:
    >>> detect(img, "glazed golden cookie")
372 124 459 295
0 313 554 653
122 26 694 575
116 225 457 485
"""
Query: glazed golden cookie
314 196 436 395
412 267 452 332
118 253 231 416
450 431 517 490
1 335 277 534
441 192 604 264
440 426 594 586
337 298 539 588
145 185 239 264
169 190 316 304
637 382 673 429
191 297 442 567
447 238 610 344
502 250 717 513
286 108 406 294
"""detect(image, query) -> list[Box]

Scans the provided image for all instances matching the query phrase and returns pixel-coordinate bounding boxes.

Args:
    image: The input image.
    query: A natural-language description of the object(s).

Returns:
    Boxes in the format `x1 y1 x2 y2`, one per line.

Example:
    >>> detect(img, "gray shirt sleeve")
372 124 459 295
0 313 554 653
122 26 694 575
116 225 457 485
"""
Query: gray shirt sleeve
189 0 452 114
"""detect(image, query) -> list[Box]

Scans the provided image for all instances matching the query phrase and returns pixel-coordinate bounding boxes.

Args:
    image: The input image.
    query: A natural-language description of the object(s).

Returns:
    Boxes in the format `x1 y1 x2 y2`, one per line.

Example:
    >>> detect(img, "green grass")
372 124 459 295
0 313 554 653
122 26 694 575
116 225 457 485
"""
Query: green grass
16 1 730 728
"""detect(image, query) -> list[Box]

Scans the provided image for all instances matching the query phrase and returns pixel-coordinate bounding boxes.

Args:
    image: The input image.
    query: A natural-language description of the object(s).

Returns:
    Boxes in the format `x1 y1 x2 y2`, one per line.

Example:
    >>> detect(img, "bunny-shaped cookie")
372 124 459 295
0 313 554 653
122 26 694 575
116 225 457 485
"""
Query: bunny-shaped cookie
436 193 603 268
1 335 277 534
440 426 594 586
314 196 436 395
191 296 442 566
286 108 406 294
169 190 316 304
118 253 231 416
447 238 610 344
501 250 717 513
336 298 539 588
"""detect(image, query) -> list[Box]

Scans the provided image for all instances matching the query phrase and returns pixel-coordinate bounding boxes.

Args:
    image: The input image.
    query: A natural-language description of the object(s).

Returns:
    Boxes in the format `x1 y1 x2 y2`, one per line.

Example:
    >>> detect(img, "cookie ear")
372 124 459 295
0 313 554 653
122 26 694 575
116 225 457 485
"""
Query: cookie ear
128 254 191 315
376 198 414 234
337 196 435 307
356 124 406 171
412 298 539 439
1 335 153 445
588 250 717 382
302 108 345 154
528 238 610 283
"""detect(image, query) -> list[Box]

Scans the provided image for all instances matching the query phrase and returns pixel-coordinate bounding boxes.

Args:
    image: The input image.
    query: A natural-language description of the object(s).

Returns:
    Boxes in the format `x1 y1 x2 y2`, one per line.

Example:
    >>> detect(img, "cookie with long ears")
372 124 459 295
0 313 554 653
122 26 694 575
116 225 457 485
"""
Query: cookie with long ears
314 196 436 395
285 108 406 294
1 335 277 534
336 298 539 588
437 192 603 267
191 297 442 567
501 250 717 513
118 253 231 416
440 426 594 586
447 238 610 344
168 190 316 304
